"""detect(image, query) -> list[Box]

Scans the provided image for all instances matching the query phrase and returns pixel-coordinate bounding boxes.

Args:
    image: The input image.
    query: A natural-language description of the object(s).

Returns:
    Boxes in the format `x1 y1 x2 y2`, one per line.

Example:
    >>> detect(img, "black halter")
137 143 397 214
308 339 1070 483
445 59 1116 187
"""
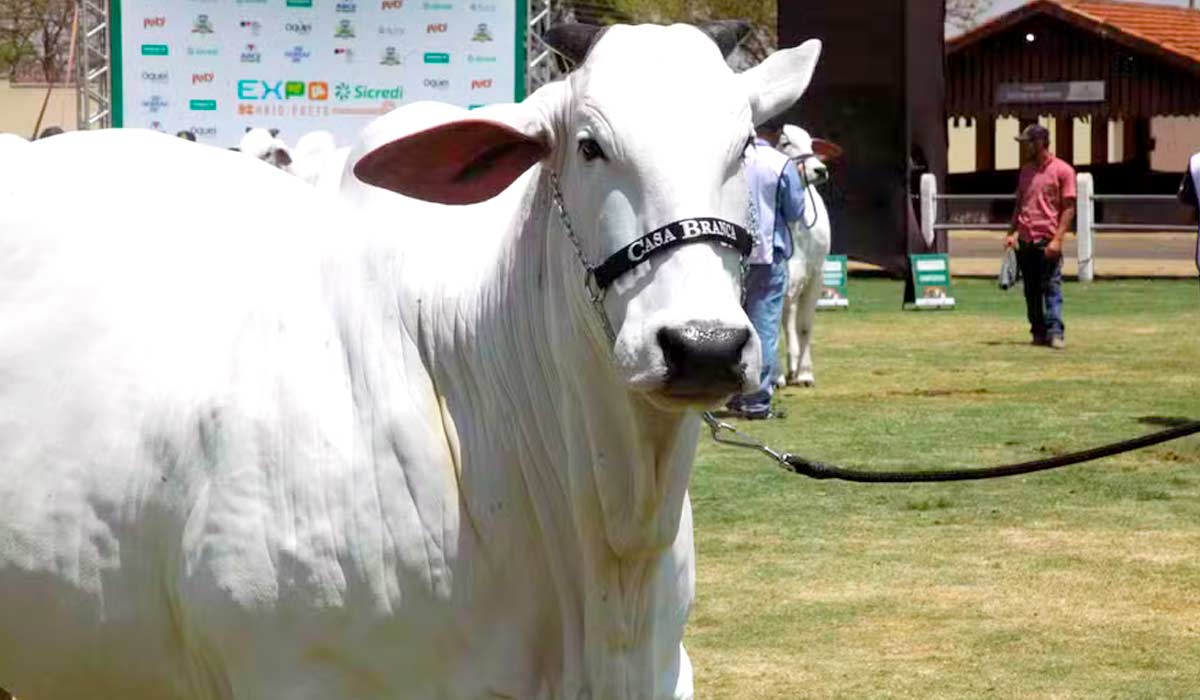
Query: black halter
591 217 754 290
548 171 756 341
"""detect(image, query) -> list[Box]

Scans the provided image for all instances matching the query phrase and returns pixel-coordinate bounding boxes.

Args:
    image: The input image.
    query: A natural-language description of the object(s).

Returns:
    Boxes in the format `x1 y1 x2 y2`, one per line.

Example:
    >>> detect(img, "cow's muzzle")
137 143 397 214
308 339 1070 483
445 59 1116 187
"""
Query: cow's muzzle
657 323 750 400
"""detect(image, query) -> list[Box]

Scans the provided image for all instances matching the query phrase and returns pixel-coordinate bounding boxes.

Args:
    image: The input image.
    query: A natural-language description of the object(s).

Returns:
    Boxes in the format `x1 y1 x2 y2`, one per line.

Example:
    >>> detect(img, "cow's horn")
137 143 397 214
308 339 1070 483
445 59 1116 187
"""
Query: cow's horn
699 20 752 58
543 23 604 66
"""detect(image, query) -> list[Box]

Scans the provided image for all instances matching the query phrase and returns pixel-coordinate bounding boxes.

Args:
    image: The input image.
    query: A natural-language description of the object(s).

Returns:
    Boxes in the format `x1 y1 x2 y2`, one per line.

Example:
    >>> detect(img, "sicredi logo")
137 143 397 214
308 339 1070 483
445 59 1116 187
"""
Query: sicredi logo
285 22 312 35
423 1 452 9
143 16 165 28
192 72 214 84
423 78 449 89
333 82 404 100
470 78 492 89
284 46 311 63
188 46 218 56
240 44 262 62
469 2 496 10
189 99 217 111
141 70 169 82
424 52 449 63
381 0 404 8
141 44 169 56
467 54 495 64
426 23 447 33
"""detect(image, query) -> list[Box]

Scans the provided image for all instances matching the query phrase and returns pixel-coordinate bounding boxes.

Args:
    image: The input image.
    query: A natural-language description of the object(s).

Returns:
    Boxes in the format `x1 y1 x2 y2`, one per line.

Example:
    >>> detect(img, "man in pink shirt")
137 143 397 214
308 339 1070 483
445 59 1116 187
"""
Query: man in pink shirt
1005 124 1076 349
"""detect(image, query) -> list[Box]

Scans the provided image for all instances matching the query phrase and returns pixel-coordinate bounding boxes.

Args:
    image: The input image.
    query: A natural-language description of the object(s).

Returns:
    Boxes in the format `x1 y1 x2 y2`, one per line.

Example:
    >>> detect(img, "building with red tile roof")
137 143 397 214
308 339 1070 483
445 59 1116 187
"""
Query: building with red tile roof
947 0 1200 174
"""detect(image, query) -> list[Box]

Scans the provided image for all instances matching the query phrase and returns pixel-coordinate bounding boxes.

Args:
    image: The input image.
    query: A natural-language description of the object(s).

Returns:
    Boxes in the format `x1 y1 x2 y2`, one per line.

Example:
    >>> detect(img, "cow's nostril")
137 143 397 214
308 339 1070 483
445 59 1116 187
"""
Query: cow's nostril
657 324 750 397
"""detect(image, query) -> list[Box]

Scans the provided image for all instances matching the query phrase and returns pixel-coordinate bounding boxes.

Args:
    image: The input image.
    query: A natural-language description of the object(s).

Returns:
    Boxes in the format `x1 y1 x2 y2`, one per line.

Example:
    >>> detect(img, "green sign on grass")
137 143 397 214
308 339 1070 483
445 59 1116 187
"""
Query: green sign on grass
817 254 850 309
908 254 956 309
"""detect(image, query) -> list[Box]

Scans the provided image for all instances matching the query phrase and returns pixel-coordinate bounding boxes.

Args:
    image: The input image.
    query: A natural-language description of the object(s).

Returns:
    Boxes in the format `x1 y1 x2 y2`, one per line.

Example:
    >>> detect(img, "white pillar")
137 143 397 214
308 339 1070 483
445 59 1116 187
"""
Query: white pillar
1075 172 1094 283
919 173 937 249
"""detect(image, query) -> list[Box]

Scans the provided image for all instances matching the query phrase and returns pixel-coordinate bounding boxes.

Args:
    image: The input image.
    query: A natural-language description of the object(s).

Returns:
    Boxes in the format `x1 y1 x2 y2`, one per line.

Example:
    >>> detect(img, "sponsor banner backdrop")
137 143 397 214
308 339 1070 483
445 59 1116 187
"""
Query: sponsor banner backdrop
114 0 521 147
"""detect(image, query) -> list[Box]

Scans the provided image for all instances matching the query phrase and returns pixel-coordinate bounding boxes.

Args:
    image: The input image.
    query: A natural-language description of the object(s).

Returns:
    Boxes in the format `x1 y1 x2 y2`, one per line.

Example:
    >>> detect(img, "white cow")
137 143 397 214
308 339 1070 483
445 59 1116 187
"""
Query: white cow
0 24 821 700
237 126 293 169
774 124 836 387
288 130 340 187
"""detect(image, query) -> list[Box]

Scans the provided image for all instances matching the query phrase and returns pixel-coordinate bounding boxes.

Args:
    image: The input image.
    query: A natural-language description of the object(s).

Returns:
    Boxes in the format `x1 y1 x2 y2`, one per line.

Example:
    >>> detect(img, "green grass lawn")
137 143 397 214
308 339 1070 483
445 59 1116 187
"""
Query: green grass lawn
687 277 1200 699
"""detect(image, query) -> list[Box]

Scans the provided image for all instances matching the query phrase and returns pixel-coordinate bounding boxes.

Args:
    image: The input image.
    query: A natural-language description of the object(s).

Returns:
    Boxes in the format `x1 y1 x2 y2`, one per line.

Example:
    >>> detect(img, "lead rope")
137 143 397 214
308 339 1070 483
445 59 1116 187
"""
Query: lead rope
700 412 1200 483
794 154 822 232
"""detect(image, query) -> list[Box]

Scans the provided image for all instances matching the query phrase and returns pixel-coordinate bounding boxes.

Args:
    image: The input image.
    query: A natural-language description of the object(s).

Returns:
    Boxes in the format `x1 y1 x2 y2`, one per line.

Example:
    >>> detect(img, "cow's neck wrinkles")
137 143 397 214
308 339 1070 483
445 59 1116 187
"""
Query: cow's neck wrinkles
421 167 696 698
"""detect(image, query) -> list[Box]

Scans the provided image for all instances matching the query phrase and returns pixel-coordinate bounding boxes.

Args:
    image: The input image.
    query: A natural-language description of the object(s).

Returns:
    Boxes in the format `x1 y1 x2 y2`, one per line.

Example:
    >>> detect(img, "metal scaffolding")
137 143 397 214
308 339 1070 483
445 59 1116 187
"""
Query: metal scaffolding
75 0 112 129
526 0 567 96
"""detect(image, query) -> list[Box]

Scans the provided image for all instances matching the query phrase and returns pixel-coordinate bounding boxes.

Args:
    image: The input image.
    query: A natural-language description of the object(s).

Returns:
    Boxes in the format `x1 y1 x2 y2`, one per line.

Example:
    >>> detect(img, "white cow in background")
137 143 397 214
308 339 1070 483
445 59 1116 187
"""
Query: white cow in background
774 123 837 387
0 23 821 700
237 126 292 169
288 130 339 187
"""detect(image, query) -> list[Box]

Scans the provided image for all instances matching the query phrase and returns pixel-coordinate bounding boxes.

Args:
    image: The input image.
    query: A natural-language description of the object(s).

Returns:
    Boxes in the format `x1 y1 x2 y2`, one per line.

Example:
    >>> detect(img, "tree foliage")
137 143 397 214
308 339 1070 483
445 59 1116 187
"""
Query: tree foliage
0 0 74 83
945 0 992 33
566 0 776 65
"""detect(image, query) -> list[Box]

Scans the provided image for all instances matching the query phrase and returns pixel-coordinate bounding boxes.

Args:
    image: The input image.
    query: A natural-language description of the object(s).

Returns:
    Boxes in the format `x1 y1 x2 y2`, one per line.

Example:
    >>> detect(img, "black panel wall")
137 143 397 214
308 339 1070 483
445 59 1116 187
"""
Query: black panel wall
778 1 946 273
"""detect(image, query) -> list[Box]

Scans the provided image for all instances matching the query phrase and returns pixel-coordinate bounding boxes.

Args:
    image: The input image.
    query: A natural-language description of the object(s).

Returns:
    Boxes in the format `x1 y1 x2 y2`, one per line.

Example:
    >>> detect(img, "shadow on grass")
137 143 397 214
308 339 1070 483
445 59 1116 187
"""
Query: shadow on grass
1137 415 1196 428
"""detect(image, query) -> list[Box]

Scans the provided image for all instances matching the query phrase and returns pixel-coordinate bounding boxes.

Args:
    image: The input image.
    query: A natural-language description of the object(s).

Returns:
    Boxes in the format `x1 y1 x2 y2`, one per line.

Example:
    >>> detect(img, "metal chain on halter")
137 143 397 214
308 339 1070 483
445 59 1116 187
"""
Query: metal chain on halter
548 170 617 342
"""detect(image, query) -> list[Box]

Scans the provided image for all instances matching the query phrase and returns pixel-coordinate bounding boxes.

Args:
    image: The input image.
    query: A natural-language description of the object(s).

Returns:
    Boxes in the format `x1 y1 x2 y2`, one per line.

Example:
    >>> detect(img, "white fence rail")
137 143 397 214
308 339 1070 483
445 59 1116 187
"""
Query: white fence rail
920 173 1194 283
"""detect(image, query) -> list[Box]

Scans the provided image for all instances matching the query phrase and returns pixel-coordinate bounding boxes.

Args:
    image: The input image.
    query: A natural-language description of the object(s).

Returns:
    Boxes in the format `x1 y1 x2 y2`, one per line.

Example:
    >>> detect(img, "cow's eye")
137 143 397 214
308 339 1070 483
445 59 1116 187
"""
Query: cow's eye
578 138 605 162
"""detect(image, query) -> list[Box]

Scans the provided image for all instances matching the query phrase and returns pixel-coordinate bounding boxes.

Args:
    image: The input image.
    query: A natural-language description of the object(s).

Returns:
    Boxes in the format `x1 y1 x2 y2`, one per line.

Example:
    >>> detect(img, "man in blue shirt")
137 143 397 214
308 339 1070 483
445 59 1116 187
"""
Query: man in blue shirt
727 119 807 419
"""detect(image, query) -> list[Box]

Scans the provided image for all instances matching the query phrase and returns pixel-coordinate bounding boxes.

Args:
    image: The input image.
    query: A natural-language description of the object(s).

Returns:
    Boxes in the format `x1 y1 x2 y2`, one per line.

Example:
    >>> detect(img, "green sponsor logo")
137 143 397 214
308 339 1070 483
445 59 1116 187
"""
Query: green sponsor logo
141 44 169 56
333 82 403 101
286 0 313 6
189 99 217 111
423 52 450 64
285 81 306 98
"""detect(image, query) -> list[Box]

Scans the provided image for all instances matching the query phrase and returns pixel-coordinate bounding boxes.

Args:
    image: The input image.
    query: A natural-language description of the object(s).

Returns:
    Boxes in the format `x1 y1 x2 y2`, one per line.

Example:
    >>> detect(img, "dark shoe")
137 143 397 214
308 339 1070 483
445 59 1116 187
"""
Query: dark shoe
1031 335 1049 346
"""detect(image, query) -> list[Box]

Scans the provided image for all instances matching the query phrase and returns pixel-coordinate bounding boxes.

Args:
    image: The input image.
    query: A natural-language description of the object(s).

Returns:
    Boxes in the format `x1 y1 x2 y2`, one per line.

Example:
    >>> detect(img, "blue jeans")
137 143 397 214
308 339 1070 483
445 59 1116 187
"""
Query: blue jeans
731 252 789 415
1017 241 1064 339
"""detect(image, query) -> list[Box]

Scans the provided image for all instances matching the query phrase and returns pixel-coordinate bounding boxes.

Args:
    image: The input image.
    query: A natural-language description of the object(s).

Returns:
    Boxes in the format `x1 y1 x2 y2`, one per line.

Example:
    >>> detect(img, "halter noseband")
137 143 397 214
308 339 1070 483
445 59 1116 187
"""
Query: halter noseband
548 170 755 341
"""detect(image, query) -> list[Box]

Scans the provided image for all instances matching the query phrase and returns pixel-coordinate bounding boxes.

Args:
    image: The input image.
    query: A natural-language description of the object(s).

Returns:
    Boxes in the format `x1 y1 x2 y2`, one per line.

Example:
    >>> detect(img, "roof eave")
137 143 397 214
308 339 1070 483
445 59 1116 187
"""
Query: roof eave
947 0 1200 78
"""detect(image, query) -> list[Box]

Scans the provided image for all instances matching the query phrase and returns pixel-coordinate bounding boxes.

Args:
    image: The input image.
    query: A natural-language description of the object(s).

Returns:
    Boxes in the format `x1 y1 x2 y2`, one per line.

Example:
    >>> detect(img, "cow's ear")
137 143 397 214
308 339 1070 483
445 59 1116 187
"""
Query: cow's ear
353 85 560 205
812 137 843 164
737 39 821 127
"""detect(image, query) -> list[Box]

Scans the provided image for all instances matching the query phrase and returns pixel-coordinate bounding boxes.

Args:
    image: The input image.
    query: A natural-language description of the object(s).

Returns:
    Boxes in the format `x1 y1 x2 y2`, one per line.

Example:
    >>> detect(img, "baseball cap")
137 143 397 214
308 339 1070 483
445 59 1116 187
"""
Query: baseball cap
1015 124 1050 143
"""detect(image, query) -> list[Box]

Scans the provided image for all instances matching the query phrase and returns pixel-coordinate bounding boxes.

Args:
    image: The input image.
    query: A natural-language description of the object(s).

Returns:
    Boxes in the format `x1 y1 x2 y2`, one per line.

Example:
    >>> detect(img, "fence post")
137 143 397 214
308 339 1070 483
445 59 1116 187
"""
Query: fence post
920 173 937 249
1075 172 1094 283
